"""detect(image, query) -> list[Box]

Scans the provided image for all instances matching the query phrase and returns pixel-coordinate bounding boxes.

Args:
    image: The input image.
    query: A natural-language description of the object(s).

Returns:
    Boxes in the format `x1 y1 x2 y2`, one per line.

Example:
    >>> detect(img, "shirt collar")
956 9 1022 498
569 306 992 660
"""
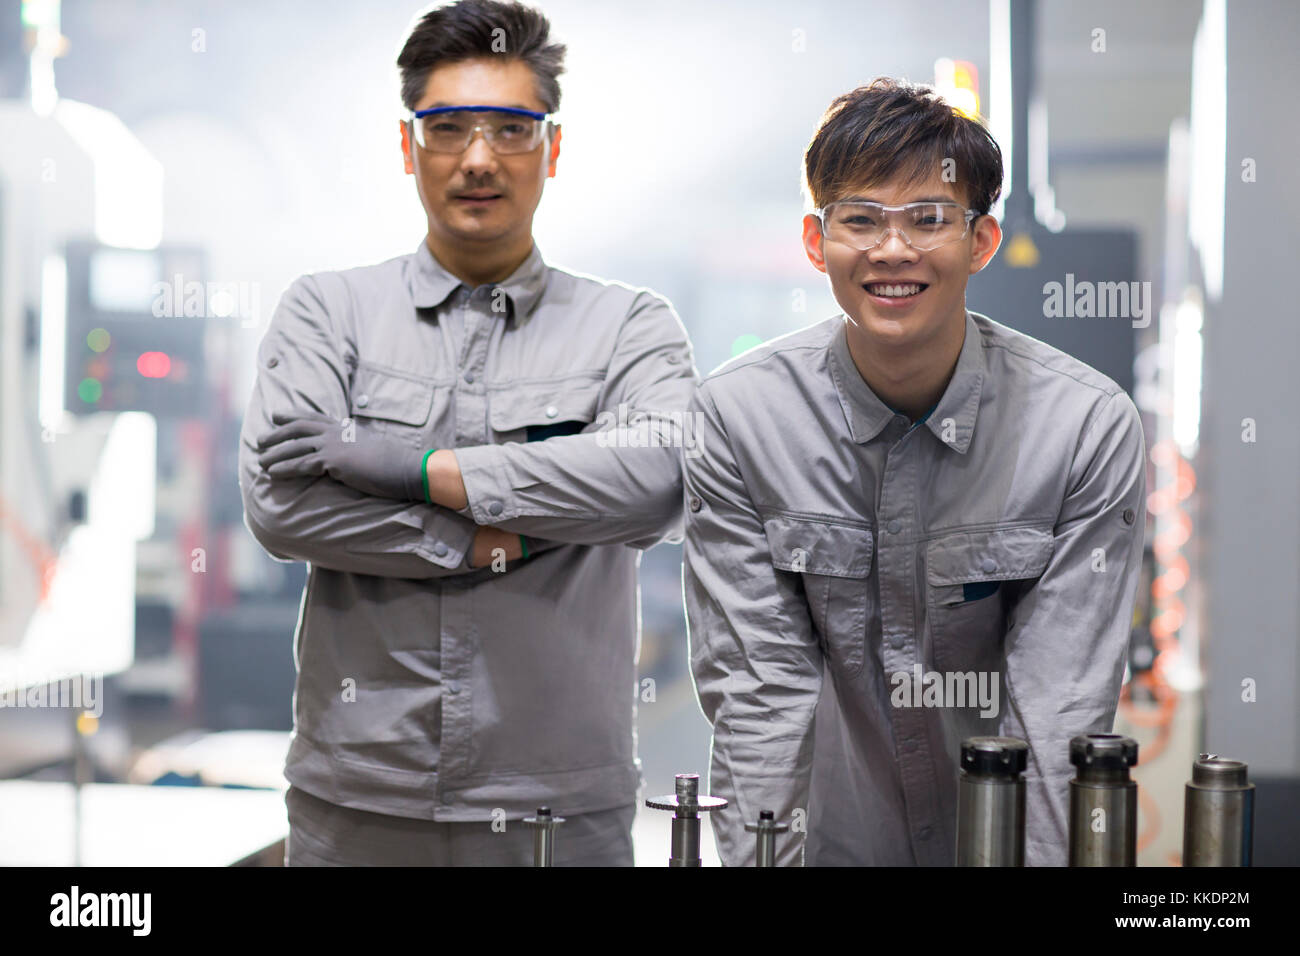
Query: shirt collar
828 309 984 454
410 238 549 319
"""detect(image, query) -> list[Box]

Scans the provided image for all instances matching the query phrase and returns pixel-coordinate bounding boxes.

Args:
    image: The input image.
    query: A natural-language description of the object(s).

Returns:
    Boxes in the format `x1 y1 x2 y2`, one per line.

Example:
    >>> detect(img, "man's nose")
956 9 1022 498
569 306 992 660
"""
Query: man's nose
458 129 499 176
868 228 918 263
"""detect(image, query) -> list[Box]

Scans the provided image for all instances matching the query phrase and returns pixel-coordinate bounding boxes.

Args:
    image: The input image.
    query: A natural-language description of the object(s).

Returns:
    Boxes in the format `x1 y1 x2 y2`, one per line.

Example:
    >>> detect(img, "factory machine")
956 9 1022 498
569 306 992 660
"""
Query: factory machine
522 737 1255 867
0 2 292 866
0 36 165 773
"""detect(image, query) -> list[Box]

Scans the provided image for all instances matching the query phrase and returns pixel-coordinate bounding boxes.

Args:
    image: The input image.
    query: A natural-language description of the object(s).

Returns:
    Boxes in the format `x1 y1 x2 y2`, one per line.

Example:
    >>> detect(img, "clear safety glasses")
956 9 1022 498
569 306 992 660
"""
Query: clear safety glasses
815 201 979 252
408 104 555 154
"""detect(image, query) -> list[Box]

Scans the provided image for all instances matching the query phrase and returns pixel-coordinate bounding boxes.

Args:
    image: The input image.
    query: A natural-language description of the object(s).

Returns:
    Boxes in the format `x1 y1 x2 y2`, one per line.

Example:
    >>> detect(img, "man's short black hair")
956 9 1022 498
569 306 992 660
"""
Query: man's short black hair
803 77 1004 216
397 0 566 113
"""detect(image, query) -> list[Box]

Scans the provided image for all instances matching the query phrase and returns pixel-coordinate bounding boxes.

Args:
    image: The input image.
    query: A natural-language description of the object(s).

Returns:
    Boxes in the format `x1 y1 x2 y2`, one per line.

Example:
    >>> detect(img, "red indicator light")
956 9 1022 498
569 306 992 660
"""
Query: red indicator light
137 351 172 378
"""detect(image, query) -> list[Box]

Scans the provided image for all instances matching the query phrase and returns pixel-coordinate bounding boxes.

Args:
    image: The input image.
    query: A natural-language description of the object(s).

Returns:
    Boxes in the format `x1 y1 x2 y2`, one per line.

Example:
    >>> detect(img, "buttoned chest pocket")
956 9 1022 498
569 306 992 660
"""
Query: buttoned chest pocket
764 514 875 679
349 362 444 449
487 372 604 445
926 526 1054 675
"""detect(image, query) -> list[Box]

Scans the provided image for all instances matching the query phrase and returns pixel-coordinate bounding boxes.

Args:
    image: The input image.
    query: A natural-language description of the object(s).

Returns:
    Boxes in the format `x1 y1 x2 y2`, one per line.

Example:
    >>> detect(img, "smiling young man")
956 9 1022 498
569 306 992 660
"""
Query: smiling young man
682 78 1147 866
237 0 698 865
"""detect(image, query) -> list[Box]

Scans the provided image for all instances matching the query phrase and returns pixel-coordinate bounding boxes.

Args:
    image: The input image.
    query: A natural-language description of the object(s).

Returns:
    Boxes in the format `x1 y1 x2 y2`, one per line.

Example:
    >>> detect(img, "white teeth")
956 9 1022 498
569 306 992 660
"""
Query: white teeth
868 283 923 297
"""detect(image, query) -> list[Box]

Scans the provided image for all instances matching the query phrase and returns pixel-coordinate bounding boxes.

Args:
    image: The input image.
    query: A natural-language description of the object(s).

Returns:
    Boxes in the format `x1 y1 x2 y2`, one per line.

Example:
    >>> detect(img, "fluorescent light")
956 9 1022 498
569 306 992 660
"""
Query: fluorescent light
1188 0 1226 302
39 254 67 431
987 0 1012 223
1171 293 1204 456
54 100 163 250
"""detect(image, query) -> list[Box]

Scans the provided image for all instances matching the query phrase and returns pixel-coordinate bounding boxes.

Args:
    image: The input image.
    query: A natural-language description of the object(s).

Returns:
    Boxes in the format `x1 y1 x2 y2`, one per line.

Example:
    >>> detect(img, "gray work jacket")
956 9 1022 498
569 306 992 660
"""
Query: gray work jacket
237 239 698 821
682 311 1146 866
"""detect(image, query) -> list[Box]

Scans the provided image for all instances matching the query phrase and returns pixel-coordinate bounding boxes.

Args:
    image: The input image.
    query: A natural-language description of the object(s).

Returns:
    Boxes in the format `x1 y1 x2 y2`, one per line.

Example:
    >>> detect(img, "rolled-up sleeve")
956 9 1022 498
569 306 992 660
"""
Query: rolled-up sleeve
998 390 1148 865
454 290 698 549
682 383 822 867
238 274 482 579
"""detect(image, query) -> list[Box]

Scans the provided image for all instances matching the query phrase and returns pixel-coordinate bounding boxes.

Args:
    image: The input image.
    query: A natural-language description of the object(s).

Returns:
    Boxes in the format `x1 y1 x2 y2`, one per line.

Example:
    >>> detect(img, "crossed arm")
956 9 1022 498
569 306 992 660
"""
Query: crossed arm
239 274 699 578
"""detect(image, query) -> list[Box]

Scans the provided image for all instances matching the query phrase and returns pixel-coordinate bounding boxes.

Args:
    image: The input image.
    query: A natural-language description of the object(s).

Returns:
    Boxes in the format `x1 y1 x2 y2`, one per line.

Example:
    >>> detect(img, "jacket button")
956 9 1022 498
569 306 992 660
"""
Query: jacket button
980 557 997 573
356 394 369 408
434 543 448 557
447 681 460 694
488 501 503 516
688 495 702 513
266 356 279 368
887 519 901 534
917 825 933 840
889 632 905 649
545 405 558 418
1123 508 1135 525
464 371 475 384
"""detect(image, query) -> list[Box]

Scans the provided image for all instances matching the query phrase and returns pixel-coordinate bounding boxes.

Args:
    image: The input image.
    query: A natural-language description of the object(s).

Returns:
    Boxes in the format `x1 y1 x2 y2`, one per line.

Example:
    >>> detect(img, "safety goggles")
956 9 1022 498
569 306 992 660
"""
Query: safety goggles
814 200 979 252
408 105 555 154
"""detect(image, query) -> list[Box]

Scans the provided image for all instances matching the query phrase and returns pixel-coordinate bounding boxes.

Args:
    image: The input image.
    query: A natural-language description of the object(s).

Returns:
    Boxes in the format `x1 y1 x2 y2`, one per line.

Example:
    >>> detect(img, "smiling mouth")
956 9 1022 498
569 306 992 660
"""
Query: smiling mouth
863 281 929 303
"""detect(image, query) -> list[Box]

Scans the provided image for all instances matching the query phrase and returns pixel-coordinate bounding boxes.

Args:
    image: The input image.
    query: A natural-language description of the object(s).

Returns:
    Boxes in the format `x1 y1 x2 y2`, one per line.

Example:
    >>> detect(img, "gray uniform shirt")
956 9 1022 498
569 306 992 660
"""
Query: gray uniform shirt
238 239 698 821
682 311 1147 866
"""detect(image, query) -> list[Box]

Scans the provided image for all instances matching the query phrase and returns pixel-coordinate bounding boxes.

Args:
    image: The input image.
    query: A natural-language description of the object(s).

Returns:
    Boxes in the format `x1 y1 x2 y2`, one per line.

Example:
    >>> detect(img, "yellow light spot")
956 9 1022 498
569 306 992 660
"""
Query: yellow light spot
1006 233 1040 268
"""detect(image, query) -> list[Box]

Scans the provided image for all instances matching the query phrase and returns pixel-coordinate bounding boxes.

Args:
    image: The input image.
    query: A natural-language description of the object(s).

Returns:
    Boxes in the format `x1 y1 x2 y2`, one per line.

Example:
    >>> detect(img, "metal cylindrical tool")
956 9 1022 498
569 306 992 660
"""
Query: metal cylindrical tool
744 810 790 867
956 736 1028 866
645 773 727 867
1068 734 1138 866
522 807 566 867
1183 755 1254 867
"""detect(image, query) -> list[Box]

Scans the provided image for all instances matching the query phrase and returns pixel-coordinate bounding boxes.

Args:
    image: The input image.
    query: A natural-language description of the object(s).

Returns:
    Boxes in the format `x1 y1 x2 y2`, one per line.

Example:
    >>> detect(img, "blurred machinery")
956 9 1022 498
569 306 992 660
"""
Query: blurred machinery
0 1 295 864
0 0 296 793
968 0 1197 868
967 0 1140 390
0 17 163 778
59 239 209 418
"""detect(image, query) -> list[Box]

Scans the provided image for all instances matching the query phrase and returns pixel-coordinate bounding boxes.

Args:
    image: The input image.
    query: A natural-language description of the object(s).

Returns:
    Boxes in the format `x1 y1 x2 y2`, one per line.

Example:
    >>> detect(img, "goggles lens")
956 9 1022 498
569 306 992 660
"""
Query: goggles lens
821 201 974 251
412 108 548 154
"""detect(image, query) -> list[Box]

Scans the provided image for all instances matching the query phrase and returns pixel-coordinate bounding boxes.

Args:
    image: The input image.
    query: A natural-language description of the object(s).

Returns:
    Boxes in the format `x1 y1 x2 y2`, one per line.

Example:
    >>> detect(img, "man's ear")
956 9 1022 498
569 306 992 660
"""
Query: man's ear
546 125 562 179
801 214 828 274
969 214 1002 274
400 120 414 175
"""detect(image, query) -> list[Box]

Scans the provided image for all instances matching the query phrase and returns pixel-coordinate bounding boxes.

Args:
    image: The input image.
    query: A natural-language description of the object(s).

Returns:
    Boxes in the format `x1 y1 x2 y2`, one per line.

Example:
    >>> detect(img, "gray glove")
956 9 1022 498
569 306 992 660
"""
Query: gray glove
256 415 430 501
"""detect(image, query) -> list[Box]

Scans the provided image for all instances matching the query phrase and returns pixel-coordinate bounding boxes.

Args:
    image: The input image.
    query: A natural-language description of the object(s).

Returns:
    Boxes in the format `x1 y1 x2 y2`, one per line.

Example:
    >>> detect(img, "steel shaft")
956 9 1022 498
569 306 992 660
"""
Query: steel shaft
645 773 727 867
956 736 1027 866
522 807 565 867
1183 756 1254 867
744 810 790 867
1068 734 1138 867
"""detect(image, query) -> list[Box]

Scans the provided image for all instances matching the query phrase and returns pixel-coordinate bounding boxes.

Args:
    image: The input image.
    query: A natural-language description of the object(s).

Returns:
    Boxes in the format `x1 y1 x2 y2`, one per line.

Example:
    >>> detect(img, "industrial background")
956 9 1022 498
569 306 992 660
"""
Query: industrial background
0 0 1295 866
